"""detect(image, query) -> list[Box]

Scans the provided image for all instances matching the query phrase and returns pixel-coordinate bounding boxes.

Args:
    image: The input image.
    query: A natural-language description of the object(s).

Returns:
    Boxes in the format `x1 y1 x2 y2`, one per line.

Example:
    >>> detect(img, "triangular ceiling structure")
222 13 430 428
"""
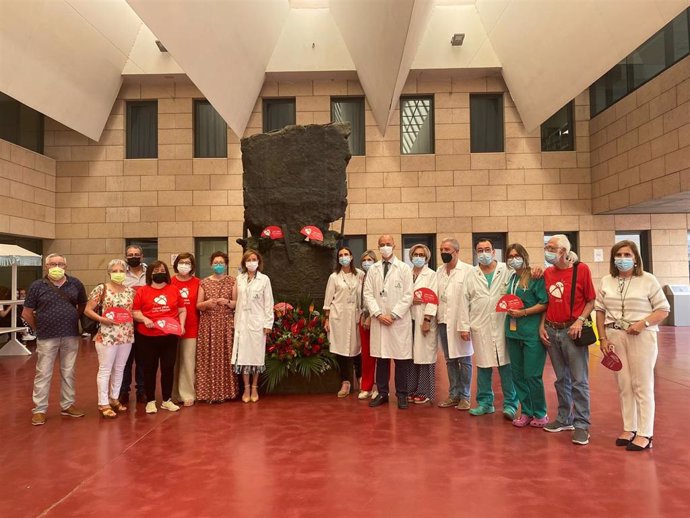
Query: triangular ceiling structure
126 0 290 139
330 0 433 135
0 0 142 141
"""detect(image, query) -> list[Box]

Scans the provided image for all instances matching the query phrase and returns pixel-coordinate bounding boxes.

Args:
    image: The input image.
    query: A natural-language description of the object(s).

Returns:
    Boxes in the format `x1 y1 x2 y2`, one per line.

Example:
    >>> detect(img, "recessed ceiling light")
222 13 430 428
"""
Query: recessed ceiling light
451 33 465 46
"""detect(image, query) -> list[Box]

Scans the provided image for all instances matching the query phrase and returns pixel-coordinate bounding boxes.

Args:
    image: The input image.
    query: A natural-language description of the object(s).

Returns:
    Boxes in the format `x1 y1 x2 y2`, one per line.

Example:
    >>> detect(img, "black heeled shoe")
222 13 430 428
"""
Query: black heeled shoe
626 436 653 451
615 431 636 447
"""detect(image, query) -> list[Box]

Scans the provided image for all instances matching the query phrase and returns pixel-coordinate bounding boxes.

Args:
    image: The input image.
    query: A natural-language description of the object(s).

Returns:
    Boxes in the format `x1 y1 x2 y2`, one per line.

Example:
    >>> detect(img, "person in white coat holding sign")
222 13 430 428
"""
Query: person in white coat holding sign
232 250 274 404
459 238 519 419
364 235 414 409
407 244 438 404
323 247 363 398
436 238 474 410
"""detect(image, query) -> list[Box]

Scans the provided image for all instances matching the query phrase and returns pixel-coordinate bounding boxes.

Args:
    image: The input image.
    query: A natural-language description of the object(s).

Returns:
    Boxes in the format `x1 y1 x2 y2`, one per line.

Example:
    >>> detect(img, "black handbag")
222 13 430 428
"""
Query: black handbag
569 263 597 347
81 284 106 337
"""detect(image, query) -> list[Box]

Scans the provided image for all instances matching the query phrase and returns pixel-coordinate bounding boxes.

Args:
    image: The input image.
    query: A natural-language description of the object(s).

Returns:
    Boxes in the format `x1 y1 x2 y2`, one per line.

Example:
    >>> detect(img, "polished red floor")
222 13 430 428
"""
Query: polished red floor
2 328 690 517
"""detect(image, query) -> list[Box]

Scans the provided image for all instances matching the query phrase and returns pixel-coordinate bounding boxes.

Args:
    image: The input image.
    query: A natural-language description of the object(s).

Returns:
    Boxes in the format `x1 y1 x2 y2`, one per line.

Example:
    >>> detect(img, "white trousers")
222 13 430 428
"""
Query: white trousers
609 329 658 437
173 338 197 402
95 342 133 406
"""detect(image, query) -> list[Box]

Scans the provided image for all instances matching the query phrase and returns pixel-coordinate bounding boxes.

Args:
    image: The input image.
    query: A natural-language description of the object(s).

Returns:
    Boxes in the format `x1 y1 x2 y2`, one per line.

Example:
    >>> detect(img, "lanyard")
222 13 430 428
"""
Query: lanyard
618 276 632 318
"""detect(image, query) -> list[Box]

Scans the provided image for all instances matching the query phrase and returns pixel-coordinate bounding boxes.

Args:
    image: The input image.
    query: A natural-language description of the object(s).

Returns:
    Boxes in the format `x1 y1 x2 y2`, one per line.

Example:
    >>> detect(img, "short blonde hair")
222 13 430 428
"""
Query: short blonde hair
107 259 127 272
409 244 431 262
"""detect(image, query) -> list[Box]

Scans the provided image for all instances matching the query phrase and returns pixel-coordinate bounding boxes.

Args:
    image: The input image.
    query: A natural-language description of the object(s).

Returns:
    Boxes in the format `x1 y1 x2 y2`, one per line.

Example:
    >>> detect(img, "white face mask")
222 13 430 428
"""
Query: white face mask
379 245 393 258
177 264 192 275
246 261 259 272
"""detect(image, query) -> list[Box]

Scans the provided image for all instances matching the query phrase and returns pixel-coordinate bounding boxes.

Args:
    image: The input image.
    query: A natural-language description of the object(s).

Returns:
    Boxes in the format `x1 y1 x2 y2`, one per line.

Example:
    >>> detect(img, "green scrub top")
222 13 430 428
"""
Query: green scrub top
484 271 495 288
504 274 548 340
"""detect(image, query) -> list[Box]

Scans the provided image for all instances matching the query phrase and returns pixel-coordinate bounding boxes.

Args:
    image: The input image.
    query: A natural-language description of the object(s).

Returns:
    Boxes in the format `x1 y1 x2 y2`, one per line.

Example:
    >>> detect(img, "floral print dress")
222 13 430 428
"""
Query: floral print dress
89 284 135 346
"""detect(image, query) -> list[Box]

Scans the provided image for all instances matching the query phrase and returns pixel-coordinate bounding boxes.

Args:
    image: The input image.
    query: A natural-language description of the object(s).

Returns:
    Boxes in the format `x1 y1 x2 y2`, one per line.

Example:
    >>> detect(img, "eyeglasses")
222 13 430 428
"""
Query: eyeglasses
178 260 192 265
47 262 66 268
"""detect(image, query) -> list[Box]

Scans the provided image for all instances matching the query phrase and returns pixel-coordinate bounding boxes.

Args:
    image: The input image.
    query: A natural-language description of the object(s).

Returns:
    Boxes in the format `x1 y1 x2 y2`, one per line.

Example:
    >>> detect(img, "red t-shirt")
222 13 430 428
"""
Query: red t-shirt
544 263 596 323
171 276 200 339
133 284 185 337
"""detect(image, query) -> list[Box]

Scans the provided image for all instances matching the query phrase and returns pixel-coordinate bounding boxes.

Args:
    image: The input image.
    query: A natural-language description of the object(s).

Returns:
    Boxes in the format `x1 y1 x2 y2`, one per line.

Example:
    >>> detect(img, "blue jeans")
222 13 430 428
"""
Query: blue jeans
546 326 591 430
439 324 472 400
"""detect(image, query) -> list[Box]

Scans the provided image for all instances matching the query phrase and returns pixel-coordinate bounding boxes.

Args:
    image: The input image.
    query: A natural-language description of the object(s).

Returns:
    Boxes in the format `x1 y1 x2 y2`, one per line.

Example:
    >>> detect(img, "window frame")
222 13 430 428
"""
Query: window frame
262 98 296 133
126 100 158 159
399 95 435 155
330 96 366 156
193 99 228 158
470 93 505 153
541 101 575 152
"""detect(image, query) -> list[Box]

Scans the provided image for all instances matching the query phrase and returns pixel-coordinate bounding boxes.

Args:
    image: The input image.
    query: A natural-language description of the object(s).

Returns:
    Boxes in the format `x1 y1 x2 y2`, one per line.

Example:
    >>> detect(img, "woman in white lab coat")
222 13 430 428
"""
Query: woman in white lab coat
407 244 438 404
231 250 274 403
323 247 363 398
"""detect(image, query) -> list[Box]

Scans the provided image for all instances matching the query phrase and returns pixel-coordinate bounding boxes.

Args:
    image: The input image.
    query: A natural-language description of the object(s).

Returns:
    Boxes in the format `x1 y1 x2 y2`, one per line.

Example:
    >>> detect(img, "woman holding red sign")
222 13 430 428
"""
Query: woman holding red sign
132 261 187 414
407 244 438 404
503 244 549 428
594 241 669 451
84 259 135 419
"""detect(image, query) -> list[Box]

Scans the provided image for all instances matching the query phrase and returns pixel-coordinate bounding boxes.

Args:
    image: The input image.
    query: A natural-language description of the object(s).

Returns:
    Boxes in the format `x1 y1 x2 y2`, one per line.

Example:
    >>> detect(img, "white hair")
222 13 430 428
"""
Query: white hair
45 253 66 265
551 234 579 263
441 237 460 251
107 258 127 272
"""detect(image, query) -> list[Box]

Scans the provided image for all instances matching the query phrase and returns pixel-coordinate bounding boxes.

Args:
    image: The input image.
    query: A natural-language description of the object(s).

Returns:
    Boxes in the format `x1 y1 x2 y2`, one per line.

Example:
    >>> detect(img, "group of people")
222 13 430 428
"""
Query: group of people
22 233 670 451
322 234 670 450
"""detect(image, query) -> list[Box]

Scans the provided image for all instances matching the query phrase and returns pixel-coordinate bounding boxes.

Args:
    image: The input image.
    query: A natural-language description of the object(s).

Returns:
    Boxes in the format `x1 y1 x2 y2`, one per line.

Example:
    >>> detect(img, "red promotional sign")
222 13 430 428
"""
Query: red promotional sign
102 307 133 324
155 317 182 336
496 294 525 312
414 288 439 305
300 225 324 242
261 226 284 240
601 351 623 371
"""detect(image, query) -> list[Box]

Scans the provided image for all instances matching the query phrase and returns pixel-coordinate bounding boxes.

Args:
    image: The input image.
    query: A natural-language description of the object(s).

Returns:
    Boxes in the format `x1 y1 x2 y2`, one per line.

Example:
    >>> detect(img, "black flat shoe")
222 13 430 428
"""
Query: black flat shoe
397 397 409 409
615 432 636 447
626 436 653 451
369 395 389 408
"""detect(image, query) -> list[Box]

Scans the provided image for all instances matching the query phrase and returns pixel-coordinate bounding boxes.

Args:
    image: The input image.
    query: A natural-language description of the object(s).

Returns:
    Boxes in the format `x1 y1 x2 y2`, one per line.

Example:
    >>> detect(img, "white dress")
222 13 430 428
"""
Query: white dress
323 269 363 357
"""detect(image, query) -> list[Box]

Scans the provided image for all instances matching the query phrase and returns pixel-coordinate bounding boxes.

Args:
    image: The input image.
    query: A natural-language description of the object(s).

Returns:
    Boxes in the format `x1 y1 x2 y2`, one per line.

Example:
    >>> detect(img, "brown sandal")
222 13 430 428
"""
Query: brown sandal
99 405 117 419
109 398 127 413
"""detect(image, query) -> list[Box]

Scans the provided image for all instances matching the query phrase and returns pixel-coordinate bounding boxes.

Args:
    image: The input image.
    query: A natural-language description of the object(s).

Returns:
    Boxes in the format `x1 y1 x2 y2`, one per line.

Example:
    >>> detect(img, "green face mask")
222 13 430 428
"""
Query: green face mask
48 267 65 281
110 272 126 284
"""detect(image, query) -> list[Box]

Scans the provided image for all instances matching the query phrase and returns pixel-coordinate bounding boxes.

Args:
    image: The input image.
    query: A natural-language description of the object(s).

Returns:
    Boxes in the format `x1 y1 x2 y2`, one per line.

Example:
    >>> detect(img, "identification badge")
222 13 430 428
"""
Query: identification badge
441 295 447 303
509 318 517 332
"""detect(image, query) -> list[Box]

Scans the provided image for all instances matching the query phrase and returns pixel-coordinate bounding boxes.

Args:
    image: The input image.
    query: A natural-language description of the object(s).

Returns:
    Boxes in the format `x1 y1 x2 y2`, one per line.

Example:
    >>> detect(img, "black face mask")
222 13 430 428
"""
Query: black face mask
151 273 167 284
441 252 454 264
126 257 141 268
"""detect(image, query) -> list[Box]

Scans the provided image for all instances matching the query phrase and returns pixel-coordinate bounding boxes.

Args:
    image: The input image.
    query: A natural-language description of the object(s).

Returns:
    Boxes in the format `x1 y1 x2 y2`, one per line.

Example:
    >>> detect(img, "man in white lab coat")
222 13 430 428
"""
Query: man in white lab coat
459 238 519 419
364 235 414 409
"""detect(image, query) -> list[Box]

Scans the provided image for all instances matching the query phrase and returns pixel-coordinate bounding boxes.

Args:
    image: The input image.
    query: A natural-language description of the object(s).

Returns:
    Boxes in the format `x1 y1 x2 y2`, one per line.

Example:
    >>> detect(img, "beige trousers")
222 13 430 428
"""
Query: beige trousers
172 338 197 403
609 329 658 437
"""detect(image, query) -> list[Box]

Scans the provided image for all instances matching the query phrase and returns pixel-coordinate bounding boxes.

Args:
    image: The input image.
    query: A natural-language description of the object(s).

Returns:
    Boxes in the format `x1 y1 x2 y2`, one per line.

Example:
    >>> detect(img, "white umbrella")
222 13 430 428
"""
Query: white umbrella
0 244 42 356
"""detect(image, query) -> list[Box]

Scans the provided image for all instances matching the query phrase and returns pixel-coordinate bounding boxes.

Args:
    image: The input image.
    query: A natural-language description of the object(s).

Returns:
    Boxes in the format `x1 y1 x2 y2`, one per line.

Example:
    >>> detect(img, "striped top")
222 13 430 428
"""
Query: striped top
595 272 670 331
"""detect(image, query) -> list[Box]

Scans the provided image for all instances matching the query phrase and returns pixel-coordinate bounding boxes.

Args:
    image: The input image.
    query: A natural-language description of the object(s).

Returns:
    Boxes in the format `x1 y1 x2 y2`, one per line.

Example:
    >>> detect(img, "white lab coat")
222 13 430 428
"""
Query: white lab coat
232 271 274 367
323 269 363 357
411 265 438 364
436 261 473 359
363 255 413 359
458 262 512 368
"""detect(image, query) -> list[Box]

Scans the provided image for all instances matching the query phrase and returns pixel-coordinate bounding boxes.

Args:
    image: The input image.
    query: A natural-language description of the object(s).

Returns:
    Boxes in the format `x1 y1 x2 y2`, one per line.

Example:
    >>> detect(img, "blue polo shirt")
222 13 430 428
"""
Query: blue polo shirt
24 276 88 340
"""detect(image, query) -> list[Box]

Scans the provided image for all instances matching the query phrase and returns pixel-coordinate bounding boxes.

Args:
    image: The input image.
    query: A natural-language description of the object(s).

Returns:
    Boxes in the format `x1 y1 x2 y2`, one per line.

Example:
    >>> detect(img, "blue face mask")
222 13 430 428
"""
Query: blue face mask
615 258 634 272
338 256 352 266
477 252 493 266
412 256 426 268
212 264 226 275
544 251 558 264
361 260 374 271
507 257 524 270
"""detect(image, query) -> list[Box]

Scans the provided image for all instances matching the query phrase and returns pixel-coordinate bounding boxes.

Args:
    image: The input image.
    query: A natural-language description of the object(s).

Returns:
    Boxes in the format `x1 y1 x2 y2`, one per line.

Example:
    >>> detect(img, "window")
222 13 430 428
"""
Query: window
544 232 579 265
590 8 690 116
470 94 504 153
400 96 434 154
263 98 295 133
126 101 158 159
125 238 158 268
331 97 365 155
0 92 44 154
195 237 228 279
472 233 507 265
194 100 227 158
541 102 574 151
403 234 436 270
0 234 42 291
615 231 652 273
341 235 367 268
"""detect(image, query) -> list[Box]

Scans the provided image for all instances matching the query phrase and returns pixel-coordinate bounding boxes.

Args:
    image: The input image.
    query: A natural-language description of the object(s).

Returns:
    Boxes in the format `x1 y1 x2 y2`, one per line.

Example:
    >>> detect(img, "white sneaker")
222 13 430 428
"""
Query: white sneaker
371 389 379 399
160 399 180 412
358 390 372 400
145 401 158 414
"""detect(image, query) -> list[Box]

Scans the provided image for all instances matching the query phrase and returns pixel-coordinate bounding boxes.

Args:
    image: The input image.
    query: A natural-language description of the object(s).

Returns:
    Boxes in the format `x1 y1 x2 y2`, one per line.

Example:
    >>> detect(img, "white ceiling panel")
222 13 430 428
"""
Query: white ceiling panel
126 0 290 138
0 0 141 140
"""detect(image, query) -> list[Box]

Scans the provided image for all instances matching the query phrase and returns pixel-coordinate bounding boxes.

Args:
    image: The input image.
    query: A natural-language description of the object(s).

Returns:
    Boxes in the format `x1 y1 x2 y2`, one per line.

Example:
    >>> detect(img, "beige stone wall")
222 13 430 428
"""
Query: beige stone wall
40 74 689 289
0 138 55 238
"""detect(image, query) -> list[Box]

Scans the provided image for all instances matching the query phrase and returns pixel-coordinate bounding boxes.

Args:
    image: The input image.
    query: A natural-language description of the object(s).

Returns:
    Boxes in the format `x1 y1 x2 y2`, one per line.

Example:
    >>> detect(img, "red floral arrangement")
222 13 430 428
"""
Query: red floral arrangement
263 301 336 391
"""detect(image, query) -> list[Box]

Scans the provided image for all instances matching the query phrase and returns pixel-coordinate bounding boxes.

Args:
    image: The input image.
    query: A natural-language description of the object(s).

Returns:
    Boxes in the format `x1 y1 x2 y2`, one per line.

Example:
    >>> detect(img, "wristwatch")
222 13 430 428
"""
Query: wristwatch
644 320 650 327
577 316 586 322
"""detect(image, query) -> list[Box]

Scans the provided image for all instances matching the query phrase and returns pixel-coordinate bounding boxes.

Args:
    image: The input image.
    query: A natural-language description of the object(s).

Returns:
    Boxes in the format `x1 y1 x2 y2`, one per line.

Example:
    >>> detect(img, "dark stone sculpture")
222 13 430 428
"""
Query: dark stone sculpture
238 123 351 307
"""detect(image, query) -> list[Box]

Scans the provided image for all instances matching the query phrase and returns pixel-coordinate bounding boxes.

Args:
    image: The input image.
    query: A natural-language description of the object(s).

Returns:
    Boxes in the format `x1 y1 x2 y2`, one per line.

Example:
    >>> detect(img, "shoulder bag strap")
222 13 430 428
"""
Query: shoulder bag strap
569 262 580 321
43 278 77 307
